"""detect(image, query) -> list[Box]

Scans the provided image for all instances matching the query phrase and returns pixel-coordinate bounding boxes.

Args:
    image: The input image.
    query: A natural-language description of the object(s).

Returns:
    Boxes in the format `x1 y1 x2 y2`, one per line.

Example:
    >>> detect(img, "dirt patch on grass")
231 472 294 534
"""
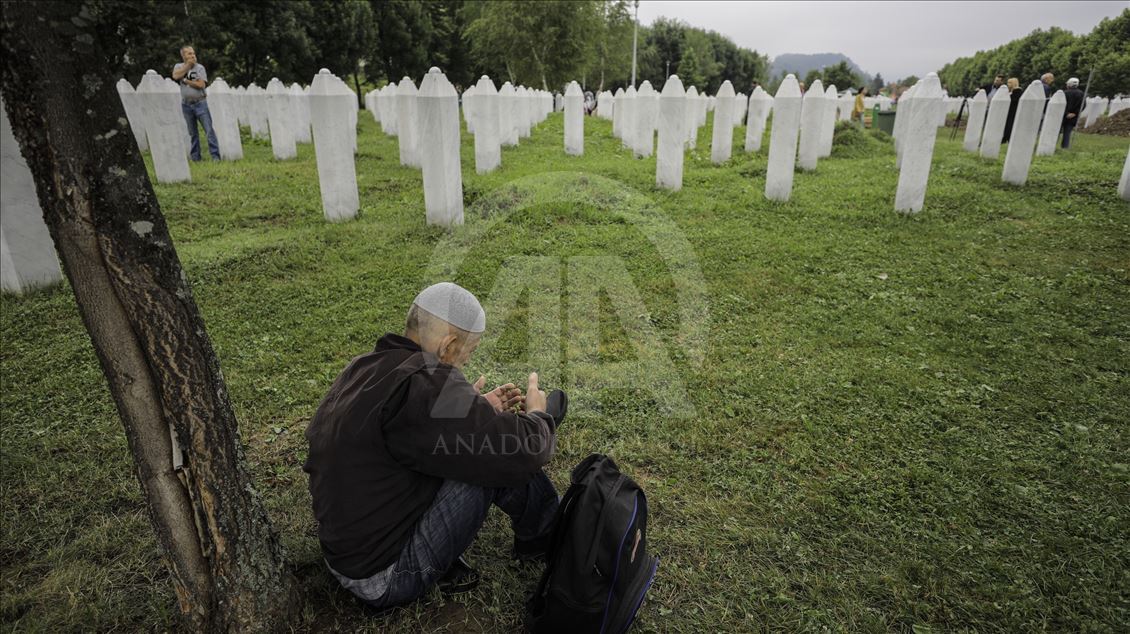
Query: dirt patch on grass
1079 108 1130 137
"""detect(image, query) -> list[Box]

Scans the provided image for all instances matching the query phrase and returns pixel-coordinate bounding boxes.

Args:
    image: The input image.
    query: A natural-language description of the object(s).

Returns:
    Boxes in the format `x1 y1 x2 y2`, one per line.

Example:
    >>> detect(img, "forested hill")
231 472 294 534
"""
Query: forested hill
770 53 872 84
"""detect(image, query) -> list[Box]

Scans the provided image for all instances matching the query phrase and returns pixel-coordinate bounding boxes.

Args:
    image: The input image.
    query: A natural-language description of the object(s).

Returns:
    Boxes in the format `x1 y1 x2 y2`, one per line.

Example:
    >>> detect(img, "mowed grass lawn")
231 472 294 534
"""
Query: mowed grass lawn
2 107 1128 632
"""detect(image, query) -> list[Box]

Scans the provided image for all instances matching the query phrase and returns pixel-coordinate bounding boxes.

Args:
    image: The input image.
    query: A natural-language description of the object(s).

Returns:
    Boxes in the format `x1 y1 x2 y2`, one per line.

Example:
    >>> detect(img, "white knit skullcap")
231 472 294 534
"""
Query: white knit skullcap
1067 77 1079 87
412 282 486 333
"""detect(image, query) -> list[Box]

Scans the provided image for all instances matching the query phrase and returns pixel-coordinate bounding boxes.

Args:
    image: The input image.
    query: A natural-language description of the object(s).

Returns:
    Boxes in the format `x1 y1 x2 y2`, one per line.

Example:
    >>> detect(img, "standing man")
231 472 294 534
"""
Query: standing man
1061 77 1085 149
1041 73 1055 98
172 46 221 161
984 75 1004 101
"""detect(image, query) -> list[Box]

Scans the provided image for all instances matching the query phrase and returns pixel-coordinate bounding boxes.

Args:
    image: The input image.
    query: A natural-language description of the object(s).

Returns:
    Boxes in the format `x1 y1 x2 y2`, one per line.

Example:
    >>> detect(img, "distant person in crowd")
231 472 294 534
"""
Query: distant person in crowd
798 81 806 95
984 74 1004 100
852 86 868 126
1041 73 1055 98
172 46 221 161
1061 77 1085 149
583 90 596 115
1002 77 1021 143
304 283 567 612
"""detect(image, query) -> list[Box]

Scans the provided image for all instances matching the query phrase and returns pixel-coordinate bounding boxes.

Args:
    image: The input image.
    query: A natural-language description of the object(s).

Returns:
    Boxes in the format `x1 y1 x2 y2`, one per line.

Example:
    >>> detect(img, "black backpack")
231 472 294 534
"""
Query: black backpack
525 454 659 634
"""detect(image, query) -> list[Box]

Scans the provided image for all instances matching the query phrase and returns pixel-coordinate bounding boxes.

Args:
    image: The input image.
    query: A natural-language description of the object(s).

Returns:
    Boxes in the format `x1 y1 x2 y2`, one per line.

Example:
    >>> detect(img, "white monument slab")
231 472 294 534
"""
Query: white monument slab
1001 80 1046 186
265 78 297 160
246 83 270 140
656 75 686 190
208 79 243 160
1 95 61 294
137 70 190 183
744 86 772 153
115 78 148 152
309 69 358 221
1035 90 1066 157
894 73 944 213
711 80 736 164
818 83 837 158
634 81 657 158
418 68 463 227
1120 146 1130 201
564 81 584 156
472 76 501 173
980 85 1011 159
765 75 802 201
685 85 699 149
396 76 421 168
798 79 825 171
962 90 988 153
499 82 519 147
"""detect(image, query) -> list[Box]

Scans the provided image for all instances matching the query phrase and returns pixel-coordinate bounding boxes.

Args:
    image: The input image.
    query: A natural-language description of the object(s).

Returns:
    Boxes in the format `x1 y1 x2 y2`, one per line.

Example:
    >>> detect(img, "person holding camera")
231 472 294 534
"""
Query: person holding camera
172 46 221 161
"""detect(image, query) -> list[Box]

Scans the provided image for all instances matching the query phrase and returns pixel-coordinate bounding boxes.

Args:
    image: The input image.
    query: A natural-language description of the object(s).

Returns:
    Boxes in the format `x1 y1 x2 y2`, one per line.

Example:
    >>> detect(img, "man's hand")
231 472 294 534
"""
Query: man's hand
474 376 524 413
1066 113 1076 119
523 372 547 414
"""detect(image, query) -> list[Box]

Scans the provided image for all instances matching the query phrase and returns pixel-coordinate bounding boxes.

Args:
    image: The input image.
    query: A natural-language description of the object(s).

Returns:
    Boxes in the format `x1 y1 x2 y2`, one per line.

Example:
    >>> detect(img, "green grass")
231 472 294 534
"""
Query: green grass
2 111 1128 633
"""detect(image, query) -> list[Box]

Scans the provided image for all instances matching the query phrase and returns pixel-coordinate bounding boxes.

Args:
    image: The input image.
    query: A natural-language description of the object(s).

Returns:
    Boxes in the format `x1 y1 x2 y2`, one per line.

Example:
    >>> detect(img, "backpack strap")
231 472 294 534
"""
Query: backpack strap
530 481 585 602
583 474 627 572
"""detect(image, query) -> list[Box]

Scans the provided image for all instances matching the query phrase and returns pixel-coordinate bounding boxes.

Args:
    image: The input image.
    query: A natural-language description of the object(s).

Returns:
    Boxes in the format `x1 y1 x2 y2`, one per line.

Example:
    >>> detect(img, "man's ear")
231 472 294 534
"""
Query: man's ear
438 334 459 363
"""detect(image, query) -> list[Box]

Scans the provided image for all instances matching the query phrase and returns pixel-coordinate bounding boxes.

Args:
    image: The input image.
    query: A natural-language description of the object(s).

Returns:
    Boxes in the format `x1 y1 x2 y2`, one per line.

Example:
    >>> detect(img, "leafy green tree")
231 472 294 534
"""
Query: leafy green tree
369 0 437 83
678 44 705 89
306 0 376 102
465 0 601 89
822 60 859 90
870 72 885 94
587 0 634 91
803 68 821 88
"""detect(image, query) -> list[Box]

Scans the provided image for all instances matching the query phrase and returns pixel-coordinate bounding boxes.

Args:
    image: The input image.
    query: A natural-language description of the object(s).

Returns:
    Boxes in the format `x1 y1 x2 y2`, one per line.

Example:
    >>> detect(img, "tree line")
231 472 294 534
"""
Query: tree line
937 9 1129 96
101 0 768 97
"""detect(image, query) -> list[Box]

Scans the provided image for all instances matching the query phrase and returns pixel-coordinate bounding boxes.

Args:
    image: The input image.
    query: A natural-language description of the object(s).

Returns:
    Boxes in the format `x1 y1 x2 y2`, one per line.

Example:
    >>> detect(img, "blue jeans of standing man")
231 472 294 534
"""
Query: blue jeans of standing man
1061 119 1076 149
329 472 559 610
181 99 221 161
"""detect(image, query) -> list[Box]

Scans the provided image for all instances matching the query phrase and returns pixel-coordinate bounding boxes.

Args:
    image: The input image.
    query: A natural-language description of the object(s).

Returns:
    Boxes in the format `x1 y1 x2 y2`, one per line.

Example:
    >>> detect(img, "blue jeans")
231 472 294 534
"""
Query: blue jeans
181 99 220 161
330 472 559 609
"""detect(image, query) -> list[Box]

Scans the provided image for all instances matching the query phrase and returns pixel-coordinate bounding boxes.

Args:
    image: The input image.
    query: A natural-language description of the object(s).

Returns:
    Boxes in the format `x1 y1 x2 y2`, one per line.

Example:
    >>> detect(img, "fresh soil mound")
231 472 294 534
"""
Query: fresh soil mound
1080 108 1130 137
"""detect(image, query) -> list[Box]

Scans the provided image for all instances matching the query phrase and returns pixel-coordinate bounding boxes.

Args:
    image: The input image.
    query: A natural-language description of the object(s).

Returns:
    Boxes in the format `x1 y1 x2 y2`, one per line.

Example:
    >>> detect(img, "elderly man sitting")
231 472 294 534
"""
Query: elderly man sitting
304 282 566 611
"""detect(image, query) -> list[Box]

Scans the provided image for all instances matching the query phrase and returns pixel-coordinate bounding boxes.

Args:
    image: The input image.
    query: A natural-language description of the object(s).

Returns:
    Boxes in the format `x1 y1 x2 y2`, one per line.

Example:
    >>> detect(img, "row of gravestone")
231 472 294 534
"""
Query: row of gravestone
3 69 1129 295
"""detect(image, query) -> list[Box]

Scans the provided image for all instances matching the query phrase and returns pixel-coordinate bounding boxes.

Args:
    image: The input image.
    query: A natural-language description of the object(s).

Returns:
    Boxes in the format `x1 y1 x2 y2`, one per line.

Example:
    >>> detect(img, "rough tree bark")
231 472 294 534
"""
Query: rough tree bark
0 3 299 631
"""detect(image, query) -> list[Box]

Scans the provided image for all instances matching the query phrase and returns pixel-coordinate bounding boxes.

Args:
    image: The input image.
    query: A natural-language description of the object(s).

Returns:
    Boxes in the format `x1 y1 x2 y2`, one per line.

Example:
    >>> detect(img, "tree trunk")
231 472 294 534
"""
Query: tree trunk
0 3 299 631
352 71 364 109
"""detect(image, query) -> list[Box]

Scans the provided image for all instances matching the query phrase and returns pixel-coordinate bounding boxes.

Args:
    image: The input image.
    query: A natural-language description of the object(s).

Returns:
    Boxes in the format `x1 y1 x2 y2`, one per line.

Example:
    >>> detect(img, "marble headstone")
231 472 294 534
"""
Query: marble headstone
1035 90 1066 157
979 85 1011 159
208 79 244 160
309 69 358 221
115 78 149 152
266 78 297 160
1 95 61 294
137 70 190 182
744 86 772 153
564 81 584 156
396 76 421 168
634 81 657 158
710 80 735 164
962 90 988 153
472 76 501 173
894 74 944 213
765 75 802 201
1001 81 1045 185
798 79 825 171
418 68 463 227
656 75 686 190
818 83 837 158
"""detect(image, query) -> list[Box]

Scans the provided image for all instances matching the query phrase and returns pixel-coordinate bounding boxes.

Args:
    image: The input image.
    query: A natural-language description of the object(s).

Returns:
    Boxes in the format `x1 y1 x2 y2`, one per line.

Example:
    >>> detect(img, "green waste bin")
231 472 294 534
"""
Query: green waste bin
873 106 896 134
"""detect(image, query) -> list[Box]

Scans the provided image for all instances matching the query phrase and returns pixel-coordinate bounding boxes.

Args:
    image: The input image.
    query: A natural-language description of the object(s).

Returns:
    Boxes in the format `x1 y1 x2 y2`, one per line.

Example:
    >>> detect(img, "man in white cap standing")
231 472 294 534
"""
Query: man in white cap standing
304 282 567 612
1061 77 1085 149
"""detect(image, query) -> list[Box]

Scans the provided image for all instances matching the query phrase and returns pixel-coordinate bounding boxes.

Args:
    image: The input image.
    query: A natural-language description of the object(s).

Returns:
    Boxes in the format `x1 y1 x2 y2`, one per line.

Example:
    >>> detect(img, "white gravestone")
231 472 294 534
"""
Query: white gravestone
744 86 772 153
894 73 944 213
265 78 297 160
656 75 687 190
620 86 637 150
710 80 736 164
979 85 1011 159
685 85 699 149
516 86 532 139
498 82 519 147
892 84 916 163
246 83 270 140
116 78 148 153
1002 81 1046 186
1035 90 1066 157
564 81 584 156
765 75 802 201
798 79 825 171
396 76 421 168
418 68 463 227
309 69 358 222
612 87 625 139
137 70 190 183
291 83 312 144
381 84 398 136
234 85 248 129
472 76 501 173
462 85 476 134
1119 146 1130 201
818 83 838 158
634 81 657 158
208 79 243 160
1 96 61 294
962 90 988 153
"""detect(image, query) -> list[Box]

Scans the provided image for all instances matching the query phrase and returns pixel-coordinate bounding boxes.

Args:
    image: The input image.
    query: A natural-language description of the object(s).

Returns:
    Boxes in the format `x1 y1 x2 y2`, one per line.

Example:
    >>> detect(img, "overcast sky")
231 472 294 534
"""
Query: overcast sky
637 1 1126 80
